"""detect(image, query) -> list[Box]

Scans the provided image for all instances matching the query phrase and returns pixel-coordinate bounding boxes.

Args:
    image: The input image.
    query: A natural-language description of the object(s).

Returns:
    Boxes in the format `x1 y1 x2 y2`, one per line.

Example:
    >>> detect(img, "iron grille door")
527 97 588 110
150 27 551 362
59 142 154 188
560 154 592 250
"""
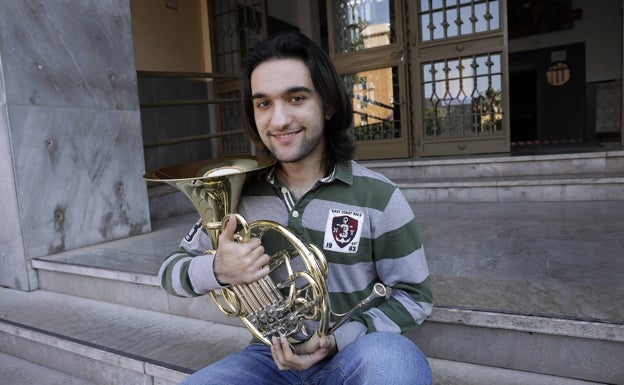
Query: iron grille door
328 0 411 160
211 0 267 156
410 0 510 156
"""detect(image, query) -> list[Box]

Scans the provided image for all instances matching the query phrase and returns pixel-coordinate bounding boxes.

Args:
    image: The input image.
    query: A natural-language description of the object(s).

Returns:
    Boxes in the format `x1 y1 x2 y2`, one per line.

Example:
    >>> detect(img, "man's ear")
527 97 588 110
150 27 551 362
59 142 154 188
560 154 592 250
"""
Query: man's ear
325 107 335 120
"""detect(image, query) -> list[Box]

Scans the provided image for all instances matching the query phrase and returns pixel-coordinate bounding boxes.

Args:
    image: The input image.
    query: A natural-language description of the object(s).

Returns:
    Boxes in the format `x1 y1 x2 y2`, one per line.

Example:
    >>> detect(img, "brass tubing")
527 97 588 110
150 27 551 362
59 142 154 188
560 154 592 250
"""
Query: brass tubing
250 281 272 307
259 277 281 303
256 279 271 302
248 284 268 311
145 158 334 345
231 285 256 313
209 289 241 317
328 283 389 335
241 285 264 312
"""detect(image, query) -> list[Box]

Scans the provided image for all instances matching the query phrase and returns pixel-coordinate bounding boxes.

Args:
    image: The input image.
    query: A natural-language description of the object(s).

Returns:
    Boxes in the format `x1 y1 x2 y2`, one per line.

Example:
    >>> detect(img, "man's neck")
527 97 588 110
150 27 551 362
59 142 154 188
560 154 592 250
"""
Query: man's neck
277 160 325 200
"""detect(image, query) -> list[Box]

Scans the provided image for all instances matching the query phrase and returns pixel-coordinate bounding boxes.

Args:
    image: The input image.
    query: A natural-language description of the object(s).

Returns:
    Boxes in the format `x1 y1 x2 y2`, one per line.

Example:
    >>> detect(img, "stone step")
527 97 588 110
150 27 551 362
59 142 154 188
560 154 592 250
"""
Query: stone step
31 213 242 328
33 201 624 323
0 288 616 385
367 150 624 202
0 288 249 385
363 151 624 180
0 351 98 385
148 173 624 207
29 255 624 383
146 151 624 215
397 173 624 202
427 358 606 385
409 307 624 384
27 202 624 383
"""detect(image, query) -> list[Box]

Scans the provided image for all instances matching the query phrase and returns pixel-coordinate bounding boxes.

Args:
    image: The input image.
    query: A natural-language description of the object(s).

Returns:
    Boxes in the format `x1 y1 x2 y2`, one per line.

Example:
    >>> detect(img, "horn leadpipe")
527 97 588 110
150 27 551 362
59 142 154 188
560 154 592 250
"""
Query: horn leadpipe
328 283 390 335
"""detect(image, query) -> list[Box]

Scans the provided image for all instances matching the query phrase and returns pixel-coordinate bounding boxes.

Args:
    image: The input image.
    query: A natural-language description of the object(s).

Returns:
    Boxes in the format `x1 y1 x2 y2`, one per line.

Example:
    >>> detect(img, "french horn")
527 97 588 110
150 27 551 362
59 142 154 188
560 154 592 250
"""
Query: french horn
144 156 388 346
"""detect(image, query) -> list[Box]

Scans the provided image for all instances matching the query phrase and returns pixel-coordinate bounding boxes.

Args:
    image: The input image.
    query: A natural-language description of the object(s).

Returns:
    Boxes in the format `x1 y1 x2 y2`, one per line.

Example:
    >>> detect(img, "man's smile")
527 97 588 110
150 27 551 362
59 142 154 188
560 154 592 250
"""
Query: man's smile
270 129 303 141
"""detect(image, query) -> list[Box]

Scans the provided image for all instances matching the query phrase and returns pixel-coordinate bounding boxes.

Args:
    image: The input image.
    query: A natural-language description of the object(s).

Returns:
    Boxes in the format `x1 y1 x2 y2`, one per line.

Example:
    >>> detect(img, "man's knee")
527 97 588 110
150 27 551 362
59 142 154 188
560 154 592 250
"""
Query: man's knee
346 332 430 372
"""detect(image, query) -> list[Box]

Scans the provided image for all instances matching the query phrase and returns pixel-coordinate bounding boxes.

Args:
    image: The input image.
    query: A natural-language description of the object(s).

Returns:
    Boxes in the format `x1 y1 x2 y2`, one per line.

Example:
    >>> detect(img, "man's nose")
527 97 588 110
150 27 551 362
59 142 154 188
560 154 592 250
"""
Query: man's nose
270 102 292 128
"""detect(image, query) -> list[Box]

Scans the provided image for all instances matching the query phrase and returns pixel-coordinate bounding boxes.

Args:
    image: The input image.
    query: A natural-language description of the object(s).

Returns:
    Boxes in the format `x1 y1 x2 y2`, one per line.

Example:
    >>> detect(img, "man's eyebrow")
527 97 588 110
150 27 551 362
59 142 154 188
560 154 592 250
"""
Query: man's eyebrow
285 86 313 94
251 86 313 100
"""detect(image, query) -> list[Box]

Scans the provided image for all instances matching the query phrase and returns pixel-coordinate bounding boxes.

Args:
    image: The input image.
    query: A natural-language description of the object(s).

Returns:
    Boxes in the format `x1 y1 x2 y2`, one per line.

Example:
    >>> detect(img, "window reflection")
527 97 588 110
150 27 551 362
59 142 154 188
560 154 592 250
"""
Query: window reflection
334 0 395 53
421 53 503 138
419 0 500 42
343 67 401 141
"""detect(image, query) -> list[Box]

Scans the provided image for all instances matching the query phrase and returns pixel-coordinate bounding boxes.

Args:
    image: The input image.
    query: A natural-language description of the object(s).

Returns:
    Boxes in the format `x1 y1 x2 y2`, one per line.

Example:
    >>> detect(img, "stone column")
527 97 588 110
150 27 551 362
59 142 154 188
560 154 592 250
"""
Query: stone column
0 0 151 291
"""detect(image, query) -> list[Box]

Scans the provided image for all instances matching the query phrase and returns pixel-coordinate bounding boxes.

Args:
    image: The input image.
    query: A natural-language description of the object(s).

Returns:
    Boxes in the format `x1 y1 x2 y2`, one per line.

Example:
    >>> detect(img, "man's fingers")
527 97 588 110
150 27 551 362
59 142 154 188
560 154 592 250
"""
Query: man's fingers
221 214 237 239
271 335 292 370
319 335 336 351
272 334 330 371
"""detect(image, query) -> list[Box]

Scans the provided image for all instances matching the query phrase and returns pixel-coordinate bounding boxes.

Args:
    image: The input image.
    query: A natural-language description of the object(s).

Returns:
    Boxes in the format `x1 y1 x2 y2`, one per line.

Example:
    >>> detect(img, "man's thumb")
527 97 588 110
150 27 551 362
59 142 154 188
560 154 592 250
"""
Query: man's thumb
221 214 237 238
319 336 330 349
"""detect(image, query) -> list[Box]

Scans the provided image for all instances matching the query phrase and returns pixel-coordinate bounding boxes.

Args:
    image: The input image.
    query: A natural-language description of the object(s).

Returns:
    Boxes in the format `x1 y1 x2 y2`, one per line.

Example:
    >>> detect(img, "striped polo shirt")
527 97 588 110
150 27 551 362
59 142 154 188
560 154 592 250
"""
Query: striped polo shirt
159 160 432 349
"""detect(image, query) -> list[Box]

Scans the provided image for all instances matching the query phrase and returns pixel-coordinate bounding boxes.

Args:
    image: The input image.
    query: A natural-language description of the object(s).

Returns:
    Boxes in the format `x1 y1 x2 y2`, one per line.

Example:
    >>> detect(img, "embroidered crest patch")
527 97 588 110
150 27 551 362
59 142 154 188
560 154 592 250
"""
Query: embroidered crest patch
323 209 364 253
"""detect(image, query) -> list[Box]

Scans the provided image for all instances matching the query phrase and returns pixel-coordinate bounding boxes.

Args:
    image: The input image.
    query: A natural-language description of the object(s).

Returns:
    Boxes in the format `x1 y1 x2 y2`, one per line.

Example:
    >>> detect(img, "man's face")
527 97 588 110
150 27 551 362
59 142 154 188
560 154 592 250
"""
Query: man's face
250 58 331 164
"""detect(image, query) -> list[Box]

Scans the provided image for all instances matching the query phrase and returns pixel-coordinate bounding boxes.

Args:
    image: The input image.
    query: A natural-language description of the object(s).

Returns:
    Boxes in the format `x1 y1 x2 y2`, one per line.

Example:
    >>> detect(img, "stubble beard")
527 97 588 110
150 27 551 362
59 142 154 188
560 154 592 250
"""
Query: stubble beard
267 131 324 164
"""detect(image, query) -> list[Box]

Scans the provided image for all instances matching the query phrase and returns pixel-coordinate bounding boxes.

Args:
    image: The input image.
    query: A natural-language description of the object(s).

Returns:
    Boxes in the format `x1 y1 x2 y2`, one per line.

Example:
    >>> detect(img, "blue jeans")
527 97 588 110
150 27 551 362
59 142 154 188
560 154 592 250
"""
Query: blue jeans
179 332 432 385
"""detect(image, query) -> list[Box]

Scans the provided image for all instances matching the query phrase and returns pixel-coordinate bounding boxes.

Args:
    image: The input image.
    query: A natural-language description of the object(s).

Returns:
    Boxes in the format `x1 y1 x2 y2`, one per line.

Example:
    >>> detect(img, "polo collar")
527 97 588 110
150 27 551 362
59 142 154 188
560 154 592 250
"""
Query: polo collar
266 161 353 186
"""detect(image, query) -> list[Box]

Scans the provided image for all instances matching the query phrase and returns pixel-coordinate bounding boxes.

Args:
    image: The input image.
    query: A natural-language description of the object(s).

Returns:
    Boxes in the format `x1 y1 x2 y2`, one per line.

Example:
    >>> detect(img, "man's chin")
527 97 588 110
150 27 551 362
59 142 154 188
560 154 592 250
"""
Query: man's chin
275 155 305 164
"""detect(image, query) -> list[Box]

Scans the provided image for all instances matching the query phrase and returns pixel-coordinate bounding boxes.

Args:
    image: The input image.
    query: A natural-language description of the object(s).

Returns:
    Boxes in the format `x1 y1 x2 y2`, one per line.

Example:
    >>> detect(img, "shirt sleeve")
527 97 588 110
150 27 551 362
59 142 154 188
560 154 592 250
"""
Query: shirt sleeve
158 217 226 297
353 188 433 336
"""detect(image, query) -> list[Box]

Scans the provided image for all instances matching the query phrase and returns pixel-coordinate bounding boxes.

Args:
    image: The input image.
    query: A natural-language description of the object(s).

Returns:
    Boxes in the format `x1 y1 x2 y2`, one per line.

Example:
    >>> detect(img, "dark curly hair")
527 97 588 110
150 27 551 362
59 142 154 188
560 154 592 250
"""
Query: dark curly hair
240 32 355 173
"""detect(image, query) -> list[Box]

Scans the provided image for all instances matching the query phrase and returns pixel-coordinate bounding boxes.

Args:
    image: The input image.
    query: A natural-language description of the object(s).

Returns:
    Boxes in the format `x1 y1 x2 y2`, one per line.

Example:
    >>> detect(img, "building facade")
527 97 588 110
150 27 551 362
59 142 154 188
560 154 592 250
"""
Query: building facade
0 0 622 291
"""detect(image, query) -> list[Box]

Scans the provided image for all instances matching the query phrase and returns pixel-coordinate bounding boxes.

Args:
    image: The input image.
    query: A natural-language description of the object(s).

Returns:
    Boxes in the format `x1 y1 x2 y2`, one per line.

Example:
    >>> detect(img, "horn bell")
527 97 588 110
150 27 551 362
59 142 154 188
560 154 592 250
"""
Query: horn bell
144 156 275 245
143 156 383 346
144 156 335 346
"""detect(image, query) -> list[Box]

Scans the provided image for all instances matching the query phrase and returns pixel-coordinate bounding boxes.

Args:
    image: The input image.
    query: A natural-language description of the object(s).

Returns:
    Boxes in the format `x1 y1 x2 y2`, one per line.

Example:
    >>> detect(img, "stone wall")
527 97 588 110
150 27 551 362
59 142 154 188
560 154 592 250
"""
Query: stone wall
0 0 151 290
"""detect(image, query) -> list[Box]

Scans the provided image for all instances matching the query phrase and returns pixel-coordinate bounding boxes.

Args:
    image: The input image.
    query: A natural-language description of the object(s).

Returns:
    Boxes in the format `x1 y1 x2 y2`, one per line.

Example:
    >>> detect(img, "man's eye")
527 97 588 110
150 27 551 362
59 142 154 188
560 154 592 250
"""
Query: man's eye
256 101 270 108
290 96 305 103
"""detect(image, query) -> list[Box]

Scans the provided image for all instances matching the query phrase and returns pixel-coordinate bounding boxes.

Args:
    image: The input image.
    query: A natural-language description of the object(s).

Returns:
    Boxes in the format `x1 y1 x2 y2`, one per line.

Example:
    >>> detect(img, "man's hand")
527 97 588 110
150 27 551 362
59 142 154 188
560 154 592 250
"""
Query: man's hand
270 333 337 371
213 215 270 285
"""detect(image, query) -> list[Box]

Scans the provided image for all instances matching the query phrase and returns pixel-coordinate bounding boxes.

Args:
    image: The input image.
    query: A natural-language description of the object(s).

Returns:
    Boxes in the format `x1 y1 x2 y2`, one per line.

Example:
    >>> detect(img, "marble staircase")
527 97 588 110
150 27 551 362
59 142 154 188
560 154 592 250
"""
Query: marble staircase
2 149 624 385
366 150 624 203
146 149 624 222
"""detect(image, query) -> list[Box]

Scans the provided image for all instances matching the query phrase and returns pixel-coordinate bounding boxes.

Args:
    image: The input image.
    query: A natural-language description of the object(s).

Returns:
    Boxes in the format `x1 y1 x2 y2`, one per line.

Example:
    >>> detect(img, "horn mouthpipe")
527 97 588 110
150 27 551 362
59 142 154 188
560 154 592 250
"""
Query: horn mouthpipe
328 283 390 335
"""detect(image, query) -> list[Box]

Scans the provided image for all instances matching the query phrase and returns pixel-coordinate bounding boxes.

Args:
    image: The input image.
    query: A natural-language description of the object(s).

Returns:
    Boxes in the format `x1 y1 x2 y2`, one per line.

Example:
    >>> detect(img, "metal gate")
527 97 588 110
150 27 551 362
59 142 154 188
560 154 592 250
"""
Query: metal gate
410 0 510 156
211 0 268 156
328 0 412 159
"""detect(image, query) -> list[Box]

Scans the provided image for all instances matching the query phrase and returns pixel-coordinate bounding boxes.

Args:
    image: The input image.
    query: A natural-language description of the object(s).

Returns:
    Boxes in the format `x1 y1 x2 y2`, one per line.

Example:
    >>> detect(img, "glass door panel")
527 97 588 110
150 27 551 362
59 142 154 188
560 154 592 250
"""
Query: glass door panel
211 0 267 156
330 0 411 159
343 67 402 141
333 0 397 52
422 53 503 139
419 0 500 41
411 0 509 156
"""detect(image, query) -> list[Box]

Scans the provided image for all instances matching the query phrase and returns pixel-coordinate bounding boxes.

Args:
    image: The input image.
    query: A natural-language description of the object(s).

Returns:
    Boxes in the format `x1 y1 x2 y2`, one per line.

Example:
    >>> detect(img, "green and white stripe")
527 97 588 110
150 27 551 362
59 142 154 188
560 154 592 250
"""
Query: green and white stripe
158 160 433 347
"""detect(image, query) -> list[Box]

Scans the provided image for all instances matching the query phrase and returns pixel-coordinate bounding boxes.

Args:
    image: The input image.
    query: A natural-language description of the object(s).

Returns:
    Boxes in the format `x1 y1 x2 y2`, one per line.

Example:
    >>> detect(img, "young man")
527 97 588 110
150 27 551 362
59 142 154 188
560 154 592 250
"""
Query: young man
159 31 433 385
